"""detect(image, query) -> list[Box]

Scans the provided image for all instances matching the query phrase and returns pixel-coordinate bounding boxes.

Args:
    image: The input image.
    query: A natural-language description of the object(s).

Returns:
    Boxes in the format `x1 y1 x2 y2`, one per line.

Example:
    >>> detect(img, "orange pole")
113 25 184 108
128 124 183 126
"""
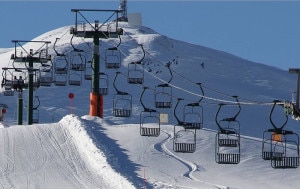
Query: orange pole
99 95 103 118
90 92 103 118
89 92 98 116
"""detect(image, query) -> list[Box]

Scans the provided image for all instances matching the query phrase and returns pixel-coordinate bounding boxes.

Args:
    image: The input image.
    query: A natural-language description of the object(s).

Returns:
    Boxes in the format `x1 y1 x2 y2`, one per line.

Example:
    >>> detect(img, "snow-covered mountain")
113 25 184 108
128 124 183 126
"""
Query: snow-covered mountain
0 22 299 189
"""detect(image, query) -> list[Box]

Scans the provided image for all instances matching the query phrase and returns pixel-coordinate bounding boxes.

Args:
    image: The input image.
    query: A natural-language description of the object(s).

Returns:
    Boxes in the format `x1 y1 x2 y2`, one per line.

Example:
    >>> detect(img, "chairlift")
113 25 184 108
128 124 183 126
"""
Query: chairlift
105 34 122 69
99 72 109 95
69 35 86 72
1 68 15 96
53 38 68 75
84 61 93 80
140 87 160 137
262 100 299 169
112 72 132 117
215 96 241 164
173 98 197 153
128 45 145 84
54 75 67 86
39 64 53 87
23 69 40 89
155 63 173 108
183 83 204 130
68 72 82 86
32 96 40 123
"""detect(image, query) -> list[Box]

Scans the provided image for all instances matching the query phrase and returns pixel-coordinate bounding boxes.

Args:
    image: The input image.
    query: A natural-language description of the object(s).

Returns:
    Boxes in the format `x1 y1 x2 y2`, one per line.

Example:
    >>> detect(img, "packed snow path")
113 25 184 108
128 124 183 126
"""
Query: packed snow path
0 115 135 189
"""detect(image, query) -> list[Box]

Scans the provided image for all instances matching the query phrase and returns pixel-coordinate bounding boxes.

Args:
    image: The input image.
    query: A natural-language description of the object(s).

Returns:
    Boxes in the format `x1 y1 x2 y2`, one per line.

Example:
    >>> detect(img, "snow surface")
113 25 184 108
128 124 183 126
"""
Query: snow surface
0 22 299 188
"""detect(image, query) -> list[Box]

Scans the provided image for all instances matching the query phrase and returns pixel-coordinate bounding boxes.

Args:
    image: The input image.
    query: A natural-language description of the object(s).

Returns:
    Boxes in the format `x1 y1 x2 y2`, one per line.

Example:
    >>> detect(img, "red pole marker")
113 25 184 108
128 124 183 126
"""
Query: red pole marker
68 93 74 114
1 108 6 124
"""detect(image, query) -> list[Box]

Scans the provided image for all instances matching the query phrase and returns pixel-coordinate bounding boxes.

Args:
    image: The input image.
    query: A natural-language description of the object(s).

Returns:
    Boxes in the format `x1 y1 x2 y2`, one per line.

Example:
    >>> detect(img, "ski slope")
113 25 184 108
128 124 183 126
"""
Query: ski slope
0 22 299 188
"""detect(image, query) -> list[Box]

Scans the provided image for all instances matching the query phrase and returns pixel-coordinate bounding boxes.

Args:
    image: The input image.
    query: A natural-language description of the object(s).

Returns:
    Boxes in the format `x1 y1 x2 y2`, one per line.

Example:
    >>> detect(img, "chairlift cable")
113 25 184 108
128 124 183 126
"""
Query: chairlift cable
93 27 280 106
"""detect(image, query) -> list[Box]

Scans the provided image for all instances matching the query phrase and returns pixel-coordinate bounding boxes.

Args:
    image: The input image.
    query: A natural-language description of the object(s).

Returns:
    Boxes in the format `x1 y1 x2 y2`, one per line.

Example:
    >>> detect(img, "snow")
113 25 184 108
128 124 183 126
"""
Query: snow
0 22 299 188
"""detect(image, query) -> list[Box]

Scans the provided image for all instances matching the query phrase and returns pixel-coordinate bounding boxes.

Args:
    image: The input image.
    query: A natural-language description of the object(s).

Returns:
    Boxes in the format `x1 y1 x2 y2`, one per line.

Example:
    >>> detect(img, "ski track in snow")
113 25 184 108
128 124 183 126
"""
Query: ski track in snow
152 128 228 189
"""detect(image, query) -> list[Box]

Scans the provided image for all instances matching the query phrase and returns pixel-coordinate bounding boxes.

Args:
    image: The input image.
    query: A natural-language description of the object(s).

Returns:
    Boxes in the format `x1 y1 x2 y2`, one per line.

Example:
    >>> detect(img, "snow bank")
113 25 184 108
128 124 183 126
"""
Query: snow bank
59 114 136 189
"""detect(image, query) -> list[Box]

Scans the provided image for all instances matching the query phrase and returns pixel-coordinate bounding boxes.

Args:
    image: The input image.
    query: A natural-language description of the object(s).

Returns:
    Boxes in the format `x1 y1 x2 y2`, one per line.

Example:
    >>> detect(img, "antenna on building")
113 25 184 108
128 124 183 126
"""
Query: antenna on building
119 0 128 22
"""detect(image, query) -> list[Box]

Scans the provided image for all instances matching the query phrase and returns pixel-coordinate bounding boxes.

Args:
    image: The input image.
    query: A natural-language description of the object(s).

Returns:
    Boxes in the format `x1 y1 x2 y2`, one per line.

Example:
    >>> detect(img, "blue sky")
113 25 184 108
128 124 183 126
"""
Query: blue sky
0 1 300 70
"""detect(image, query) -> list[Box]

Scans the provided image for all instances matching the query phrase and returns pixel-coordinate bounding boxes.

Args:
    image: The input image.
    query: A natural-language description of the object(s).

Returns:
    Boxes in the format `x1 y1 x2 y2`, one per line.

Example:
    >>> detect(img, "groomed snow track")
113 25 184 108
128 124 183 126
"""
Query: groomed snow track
0 115 135 189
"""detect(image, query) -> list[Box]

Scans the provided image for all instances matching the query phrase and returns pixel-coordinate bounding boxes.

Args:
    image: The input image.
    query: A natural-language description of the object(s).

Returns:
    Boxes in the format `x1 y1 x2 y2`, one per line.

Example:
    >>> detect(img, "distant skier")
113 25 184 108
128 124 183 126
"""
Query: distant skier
201 62 205 69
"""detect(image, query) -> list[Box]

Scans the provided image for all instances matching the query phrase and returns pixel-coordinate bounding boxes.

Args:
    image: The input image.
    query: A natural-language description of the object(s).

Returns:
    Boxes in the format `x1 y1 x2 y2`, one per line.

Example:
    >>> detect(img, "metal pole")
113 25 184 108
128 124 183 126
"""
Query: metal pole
17 92 23 125
28 49 33 125
89 20 103 118
289 68 300 110
296 73 300 109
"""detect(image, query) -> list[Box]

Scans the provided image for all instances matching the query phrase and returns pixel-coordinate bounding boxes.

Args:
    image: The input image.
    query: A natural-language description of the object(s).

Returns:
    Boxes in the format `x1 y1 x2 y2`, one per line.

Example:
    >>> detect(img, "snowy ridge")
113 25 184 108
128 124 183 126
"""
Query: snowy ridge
60 115 136 189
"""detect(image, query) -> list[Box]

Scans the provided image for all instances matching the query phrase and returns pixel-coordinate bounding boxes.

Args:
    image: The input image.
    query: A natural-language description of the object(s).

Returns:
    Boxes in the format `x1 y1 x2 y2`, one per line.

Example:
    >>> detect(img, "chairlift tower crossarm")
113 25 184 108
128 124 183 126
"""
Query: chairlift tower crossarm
70 9 123 118
11 40 51 125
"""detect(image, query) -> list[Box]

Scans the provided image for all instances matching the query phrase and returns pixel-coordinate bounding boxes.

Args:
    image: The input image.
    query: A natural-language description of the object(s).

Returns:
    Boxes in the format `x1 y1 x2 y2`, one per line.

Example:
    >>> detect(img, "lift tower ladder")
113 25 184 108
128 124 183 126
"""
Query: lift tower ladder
70 9 123 118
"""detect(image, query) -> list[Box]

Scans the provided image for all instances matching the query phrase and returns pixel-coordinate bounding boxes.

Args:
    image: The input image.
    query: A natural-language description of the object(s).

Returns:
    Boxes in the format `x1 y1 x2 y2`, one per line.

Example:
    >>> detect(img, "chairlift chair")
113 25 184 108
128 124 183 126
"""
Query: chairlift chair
84 61 93 80
173 98 197 153
183 83 204 130
32 96 40 123
39 64 53 87
68 72 82 86
1 68 15 96
99 72 109 95
69 52 86 71
112 72 132 117
127 45 145 84
105 34 122 69
155 62 173 108
215 96 241 164
173 127 197 153
54 75 67 86
127 62 144 84
140 87 160 137
262 100 299 169
155 84 172 108
69 35 87 72
53 38 69 83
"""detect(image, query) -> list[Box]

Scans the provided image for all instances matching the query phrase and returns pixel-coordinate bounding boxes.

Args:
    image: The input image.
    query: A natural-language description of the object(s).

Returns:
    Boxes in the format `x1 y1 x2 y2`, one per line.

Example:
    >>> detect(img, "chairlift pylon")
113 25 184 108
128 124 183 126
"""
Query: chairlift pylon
215 96 241 164
262 100 299 169
173 98 197 153
112 72 132 117
127 44 145 84
140 87 160 137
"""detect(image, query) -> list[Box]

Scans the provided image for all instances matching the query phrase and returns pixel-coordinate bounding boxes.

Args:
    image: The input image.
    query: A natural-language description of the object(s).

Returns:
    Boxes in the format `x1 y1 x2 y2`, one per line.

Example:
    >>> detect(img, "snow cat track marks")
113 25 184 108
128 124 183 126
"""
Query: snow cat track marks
0 129 15 189
158 130 199 181
33 125 84 188
13 127 48 177
35 124 105 188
